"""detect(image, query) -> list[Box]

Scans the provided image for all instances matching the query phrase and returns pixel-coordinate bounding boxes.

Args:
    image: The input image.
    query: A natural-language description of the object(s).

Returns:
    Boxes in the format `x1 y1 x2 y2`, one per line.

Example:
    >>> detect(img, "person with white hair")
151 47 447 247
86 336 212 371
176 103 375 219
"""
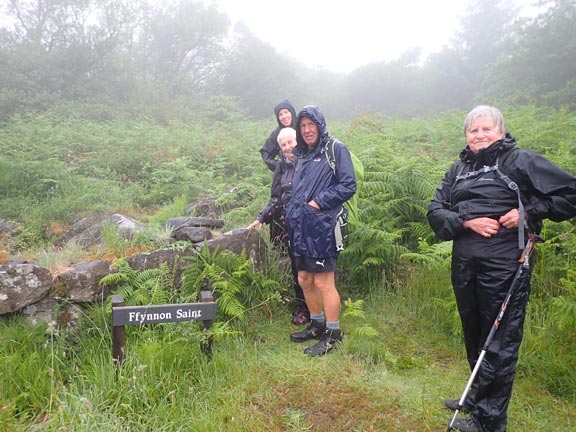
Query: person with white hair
259 100 298 248
427 105 576 432
249 127 310 325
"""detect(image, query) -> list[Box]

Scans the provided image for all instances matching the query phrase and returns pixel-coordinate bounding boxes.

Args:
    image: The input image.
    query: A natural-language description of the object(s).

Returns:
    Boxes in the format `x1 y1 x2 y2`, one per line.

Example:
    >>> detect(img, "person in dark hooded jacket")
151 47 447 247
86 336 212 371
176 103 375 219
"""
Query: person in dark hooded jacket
260 100 297 171
427 105 576 432
286 105 356 357
249 127 310 325
260 100 298 247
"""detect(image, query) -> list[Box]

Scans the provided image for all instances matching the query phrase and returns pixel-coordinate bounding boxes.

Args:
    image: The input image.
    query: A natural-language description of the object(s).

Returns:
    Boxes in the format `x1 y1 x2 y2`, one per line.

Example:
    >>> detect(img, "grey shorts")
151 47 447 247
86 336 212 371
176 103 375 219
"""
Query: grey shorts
293 255 338 273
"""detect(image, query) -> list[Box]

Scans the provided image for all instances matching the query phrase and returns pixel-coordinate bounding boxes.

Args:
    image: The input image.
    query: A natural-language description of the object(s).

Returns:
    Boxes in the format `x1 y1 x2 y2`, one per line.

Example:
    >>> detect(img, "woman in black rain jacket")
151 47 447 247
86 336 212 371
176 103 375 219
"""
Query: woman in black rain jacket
259 100 297 172
427 105 576 432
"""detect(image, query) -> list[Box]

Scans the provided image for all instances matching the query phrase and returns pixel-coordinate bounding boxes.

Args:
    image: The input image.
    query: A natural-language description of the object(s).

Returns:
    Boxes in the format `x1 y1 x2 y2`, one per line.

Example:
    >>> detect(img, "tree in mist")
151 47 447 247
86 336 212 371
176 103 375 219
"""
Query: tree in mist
134 0 229 93
345 50 425 116
447 0 519 104
1 0 576 121
215 22 307 118
300 68 349 119
0 0 232 119
328 0 521 116
481 0 576 107
0 0 141 116
419 48 472 111
453 0 519 62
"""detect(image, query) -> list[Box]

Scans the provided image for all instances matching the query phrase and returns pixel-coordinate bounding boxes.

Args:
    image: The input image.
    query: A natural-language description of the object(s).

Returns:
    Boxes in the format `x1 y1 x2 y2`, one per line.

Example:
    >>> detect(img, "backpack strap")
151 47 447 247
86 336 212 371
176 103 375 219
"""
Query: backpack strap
494 156 526 250
325 139 336 176
325 139 347 250
455 164 499 180
450 158 527 250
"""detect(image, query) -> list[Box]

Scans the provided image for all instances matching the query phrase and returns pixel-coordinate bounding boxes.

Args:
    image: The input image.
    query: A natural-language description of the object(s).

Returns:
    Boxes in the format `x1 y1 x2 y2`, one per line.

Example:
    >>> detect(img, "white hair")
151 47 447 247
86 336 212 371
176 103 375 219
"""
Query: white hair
277 127 296 145
464 105 506 135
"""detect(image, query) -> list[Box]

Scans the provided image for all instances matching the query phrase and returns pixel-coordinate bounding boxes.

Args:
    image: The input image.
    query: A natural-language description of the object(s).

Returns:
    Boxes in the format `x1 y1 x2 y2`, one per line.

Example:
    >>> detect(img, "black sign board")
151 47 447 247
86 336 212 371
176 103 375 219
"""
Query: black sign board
112 302 217 326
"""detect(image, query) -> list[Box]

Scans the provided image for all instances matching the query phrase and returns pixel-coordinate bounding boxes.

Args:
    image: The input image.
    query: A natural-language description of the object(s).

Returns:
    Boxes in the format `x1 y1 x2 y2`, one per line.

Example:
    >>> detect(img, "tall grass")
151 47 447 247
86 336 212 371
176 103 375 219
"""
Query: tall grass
1 104 575 430
1 286 574 431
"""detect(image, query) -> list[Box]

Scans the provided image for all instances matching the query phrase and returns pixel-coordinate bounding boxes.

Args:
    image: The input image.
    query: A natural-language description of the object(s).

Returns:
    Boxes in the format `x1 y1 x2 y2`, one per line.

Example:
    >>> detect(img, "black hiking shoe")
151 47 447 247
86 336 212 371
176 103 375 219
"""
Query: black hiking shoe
290 321 325 343
303 329 343 357
444 398 471 413
449 416 481 432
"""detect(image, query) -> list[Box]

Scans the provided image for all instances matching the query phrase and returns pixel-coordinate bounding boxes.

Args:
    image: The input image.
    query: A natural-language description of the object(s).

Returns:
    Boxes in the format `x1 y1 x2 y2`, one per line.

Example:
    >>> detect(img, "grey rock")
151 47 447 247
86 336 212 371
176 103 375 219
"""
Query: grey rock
201 228 266 270
171 226 213 243
52 260 113 302
0 263 53 314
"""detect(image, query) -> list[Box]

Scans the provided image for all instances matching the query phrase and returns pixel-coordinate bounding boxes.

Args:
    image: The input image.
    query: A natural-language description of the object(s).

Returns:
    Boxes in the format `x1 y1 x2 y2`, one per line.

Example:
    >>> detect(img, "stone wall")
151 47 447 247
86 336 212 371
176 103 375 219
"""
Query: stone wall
0 222 266 327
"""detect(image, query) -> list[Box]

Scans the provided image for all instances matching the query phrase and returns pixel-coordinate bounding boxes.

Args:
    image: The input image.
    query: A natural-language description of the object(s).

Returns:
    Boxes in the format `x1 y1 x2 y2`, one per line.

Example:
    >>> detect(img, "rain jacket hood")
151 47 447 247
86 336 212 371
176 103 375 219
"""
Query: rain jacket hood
286 105 357 258
274 100 297 129
260 100 297 171
295 105 330 155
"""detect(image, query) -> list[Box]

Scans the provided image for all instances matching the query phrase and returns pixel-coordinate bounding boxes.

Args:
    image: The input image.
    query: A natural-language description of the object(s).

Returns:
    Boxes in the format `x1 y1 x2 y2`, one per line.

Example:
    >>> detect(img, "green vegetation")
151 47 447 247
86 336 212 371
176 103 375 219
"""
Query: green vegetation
1 104 575 431
1 1 575 429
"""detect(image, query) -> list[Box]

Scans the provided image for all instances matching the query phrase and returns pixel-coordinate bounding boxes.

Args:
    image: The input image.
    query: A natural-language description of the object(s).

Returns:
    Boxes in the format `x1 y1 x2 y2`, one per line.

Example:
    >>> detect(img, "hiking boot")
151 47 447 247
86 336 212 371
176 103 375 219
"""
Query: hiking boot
449 416 481 432
290 321 325 342
444 398 470 413
303 329 343 357
291 308 310 326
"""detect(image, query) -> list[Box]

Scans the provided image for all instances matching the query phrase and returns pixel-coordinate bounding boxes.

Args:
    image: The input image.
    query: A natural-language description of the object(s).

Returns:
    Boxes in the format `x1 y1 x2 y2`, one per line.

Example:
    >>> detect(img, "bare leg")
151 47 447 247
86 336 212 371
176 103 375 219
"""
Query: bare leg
312 271 340 322
298 270 323 315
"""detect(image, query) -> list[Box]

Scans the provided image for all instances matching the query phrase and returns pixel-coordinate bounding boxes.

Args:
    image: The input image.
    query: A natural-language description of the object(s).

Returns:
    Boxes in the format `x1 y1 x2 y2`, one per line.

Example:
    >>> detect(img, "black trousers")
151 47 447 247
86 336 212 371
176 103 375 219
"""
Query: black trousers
269 215 285 246
273 216 306 308
288 243 306 307
452 254 531 432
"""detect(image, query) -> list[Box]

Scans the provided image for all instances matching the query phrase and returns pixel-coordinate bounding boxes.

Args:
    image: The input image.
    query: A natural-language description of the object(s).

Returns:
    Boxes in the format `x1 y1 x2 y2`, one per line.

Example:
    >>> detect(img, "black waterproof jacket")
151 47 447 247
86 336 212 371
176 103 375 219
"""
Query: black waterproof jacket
259 100 297 171
428 134 576 256
428 133 576 432
256 156 295 226
286 106 356 258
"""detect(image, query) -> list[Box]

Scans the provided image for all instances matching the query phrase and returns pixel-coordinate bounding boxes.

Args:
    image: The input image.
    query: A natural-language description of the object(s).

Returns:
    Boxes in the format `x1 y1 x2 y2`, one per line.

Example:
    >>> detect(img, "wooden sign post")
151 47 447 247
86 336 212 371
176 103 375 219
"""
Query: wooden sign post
111 291 216 365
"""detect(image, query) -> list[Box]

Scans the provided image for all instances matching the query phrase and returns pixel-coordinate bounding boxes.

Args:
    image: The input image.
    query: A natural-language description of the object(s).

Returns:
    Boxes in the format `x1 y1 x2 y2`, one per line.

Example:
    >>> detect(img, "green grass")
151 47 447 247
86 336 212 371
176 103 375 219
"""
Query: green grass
0 104 575 430
1 284 574 432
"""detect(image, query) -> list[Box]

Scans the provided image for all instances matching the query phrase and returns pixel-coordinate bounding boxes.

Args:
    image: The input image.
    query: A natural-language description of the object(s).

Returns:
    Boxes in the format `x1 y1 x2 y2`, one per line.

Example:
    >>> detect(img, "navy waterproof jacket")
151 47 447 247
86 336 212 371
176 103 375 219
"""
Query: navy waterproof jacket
286 106 356 258
259 100 297 171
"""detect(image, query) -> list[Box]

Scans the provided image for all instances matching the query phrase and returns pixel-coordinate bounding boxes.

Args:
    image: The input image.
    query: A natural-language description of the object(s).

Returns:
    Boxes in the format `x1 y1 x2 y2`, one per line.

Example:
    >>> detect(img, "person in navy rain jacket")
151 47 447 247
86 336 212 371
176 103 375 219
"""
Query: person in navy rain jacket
286 105 356 356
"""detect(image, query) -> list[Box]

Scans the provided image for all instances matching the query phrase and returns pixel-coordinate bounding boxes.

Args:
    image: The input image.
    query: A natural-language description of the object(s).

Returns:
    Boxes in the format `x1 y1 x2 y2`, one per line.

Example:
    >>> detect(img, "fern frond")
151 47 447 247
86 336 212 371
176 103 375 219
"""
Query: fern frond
129 287 152 306
110 285 135 302
216 290 245 319
99 271 129 287
350 324 379 338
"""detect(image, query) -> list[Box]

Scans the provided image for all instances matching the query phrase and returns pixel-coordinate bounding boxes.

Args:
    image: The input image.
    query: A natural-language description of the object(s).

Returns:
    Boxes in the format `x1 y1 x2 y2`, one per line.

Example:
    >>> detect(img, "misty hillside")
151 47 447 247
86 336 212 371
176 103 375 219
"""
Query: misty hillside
0 0 575 120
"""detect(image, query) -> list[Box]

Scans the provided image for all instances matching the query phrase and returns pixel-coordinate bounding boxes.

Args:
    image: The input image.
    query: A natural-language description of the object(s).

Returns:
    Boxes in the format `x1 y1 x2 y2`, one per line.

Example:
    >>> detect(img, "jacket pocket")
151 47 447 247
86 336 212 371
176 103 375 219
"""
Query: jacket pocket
300 204 334 257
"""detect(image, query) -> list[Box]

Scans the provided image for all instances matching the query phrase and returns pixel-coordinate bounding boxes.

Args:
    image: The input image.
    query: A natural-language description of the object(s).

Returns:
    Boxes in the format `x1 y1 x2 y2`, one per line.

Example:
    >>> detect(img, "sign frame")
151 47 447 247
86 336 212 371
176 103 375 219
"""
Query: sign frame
111 291 216 365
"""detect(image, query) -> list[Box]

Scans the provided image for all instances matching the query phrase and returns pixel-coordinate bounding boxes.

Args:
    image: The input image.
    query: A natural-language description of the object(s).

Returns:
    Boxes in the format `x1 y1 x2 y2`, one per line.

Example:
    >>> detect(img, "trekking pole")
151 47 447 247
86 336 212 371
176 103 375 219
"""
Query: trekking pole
447 233 543 431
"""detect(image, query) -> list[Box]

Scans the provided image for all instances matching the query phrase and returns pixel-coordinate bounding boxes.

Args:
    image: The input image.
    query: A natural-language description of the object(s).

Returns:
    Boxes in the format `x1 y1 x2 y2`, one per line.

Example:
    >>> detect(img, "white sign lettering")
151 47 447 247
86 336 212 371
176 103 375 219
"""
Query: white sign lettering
112 301 216 326
176 308 202 319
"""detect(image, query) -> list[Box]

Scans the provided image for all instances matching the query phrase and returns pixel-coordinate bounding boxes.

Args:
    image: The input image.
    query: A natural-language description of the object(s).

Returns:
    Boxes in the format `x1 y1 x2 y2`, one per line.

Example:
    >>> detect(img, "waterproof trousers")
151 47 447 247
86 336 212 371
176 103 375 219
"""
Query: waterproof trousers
288 243 306 307
269 211 285 248
276 220 306 308
452 254 531 432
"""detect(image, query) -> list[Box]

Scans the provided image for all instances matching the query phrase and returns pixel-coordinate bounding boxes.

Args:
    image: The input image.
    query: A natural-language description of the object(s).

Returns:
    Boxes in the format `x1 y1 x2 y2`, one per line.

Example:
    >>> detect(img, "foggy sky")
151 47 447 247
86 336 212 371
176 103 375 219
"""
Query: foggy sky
210 0 537 74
